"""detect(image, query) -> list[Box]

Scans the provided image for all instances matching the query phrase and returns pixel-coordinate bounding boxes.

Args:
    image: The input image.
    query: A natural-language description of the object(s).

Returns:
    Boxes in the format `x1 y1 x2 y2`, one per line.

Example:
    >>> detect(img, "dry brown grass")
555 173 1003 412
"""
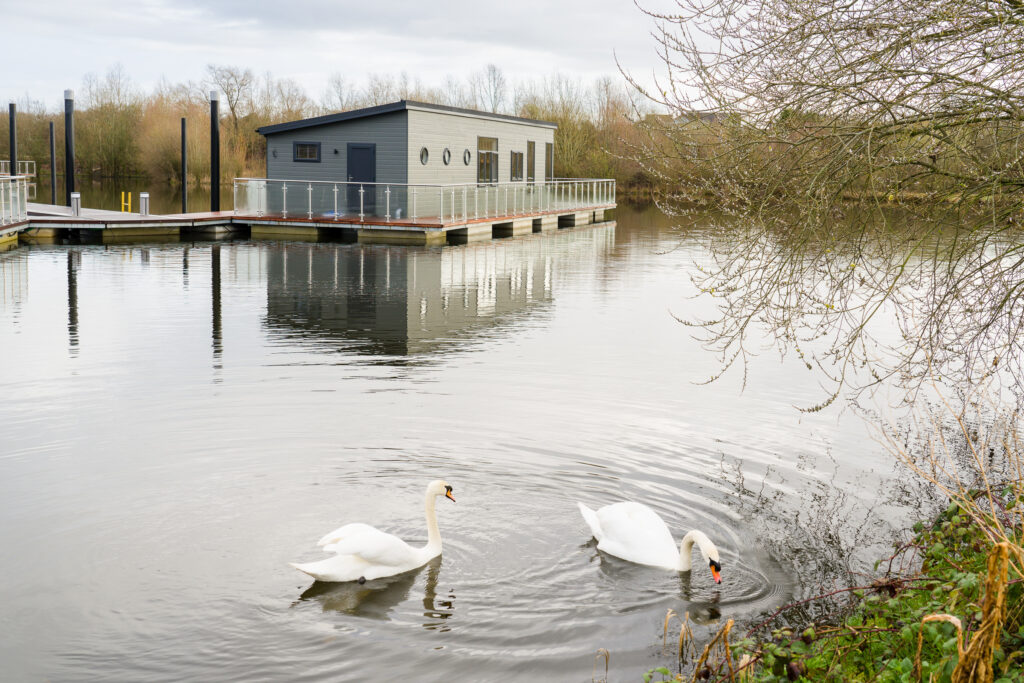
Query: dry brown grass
879 382 1024 581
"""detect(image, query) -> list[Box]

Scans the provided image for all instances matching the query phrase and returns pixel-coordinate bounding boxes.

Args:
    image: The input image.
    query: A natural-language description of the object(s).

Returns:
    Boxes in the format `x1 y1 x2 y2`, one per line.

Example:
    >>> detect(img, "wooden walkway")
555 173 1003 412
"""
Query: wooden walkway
27 203 235 228
9 202 616 247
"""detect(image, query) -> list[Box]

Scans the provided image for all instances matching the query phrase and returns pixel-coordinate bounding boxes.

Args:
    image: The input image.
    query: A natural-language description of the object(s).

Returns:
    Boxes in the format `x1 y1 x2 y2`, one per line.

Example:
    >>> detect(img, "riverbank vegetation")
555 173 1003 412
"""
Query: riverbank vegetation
644 390 1023 681
0 64 654 192
626 0 1024 679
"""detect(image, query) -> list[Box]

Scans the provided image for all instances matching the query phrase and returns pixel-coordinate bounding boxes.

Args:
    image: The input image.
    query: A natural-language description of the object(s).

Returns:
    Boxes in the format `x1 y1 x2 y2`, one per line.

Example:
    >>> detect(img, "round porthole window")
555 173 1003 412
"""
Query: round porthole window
419 147 429 165
463 149 471 165
442 148 452 165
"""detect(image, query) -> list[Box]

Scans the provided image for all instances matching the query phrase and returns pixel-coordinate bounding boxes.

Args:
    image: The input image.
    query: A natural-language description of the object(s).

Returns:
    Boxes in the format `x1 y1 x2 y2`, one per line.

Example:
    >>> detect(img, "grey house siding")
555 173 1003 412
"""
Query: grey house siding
264 111 408 185
257 102 558 220
261 106 555 188
406 109 555 186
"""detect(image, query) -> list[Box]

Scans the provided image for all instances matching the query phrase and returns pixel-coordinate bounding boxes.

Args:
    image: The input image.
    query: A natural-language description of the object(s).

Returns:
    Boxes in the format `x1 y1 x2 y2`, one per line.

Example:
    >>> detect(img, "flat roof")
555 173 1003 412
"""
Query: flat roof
256 100 558 136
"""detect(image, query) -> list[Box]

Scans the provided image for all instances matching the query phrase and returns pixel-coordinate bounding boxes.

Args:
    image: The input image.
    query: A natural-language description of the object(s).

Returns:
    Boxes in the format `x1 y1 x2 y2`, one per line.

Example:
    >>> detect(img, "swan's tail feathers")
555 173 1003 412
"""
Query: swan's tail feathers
290 560 340 582
577 502 603 541
290 562 315 577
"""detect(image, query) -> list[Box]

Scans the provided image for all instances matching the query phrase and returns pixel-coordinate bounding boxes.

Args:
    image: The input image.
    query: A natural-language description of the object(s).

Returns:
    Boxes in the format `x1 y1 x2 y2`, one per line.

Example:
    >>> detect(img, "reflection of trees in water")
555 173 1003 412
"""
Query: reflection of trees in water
296 556 454 631
262 224 615 356
682 218 1024 412
715 448 906 626
634 0 1024 409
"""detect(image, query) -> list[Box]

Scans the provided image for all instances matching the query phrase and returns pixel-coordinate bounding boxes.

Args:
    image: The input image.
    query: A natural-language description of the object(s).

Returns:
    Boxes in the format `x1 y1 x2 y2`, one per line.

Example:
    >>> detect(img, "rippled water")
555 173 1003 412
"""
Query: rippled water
0 205 918 681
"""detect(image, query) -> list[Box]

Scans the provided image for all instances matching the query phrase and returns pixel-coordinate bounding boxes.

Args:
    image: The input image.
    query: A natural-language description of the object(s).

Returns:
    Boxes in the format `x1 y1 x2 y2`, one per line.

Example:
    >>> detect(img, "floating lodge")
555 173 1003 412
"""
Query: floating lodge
0 100 615 250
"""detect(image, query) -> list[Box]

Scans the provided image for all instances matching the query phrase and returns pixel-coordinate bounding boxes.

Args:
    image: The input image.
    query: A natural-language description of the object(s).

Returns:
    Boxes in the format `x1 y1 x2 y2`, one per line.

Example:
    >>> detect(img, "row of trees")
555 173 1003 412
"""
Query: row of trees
633 0 1024 407
625 4 1023 678
0 64 654 190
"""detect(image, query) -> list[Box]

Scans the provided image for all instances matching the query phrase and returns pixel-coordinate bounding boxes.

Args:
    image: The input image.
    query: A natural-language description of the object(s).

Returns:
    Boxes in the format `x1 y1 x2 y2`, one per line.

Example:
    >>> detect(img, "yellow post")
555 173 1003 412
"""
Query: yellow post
121 191 125 212
120 191 133 212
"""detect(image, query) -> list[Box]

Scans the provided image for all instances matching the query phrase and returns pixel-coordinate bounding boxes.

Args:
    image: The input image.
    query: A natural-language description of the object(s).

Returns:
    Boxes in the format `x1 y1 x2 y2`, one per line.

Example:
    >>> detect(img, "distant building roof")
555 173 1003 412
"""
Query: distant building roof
256 100 558 136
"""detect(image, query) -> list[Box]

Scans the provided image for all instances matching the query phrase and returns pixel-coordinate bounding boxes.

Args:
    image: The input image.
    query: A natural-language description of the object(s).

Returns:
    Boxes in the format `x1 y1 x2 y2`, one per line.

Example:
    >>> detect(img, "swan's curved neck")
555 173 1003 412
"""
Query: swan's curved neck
424 490 442 553
678 530 716 571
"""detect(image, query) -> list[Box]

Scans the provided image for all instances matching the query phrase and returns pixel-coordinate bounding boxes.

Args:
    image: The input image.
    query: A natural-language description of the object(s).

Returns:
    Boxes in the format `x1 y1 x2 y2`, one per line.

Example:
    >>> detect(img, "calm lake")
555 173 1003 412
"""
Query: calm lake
0 203 920 681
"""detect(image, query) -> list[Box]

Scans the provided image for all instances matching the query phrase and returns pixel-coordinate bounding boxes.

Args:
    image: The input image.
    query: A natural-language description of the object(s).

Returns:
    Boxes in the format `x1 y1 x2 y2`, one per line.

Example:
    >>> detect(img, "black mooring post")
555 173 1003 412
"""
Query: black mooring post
49 121 56 204
8 102 16 178
64 90 76 206
181 117 188 213
210 91 220 212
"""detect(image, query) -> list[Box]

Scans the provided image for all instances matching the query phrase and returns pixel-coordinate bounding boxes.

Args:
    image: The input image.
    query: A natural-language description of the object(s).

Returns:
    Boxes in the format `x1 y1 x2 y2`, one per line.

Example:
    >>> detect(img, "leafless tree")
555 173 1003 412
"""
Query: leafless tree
78 65 143 177
362 73 399 106
0 62 650 189
323 73 356 113
206 64 255 134
470 64 508 113
440 75 473 108
629 0 1024 408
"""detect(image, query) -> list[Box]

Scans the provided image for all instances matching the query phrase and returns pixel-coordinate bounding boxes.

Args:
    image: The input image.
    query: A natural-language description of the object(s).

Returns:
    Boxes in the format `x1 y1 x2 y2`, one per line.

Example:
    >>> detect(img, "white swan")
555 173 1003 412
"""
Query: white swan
578 501 722 583
291 480 455 583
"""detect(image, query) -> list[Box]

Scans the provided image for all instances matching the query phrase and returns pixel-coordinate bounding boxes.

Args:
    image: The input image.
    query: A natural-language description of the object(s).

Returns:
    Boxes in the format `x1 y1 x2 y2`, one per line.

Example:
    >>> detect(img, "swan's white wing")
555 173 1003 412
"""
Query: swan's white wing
594 502 679 568
319 524 417 568
597 502 676 547
316 522 379 548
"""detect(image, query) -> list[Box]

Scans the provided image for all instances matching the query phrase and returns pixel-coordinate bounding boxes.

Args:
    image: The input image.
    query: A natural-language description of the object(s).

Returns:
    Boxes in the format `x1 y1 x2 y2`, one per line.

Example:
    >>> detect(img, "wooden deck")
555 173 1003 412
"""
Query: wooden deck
27 203 235 227
9 202 615 247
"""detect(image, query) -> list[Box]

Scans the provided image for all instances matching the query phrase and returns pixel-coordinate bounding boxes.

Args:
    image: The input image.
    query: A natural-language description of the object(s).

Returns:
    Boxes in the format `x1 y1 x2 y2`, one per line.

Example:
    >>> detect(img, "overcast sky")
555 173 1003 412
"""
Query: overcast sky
6 0 673 110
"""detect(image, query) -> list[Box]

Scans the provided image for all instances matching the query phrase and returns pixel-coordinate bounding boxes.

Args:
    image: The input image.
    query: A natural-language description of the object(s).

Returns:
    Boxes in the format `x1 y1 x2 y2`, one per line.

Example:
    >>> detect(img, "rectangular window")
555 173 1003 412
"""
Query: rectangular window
477 137 498 183
545 142 554 180
293 142 321 162
510 151 524 181
526 141 535 182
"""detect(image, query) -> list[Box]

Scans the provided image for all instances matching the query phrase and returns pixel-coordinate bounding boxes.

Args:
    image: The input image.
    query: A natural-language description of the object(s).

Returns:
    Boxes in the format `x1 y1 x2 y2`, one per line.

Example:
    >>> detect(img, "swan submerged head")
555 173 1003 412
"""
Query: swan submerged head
680 530 723 583
703 542 722 584
702 540 722 584
709 559 722 584
427 479 455 503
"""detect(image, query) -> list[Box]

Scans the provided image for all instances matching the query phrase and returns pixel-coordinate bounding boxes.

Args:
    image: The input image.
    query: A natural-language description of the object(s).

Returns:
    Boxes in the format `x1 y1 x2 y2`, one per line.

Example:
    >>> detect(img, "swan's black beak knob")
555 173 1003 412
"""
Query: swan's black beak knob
445 485 455 503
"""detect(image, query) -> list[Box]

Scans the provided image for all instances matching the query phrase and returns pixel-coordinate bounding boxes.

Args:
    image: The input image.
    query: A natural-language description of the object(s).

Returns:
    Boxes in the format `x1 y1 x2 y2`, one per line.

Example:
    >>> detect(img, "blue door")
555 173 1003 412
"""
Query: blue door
347 143 376 215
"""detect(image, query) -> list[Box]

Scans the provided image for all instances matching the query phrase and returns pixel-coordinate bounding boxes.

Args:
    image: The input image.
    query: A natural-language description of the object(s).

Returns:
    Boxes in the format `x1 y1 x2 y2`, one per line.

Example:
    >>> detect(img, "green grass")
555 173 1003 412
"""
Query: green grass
647 499 1024 682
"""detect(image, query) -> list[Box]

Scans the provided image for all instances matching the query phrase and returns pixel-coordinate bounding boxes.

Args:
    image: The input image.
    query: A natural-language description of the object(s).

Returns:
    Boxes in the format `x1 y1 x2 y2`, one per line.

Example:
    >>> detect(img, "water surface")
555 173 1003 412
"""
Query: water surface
0 205 915 681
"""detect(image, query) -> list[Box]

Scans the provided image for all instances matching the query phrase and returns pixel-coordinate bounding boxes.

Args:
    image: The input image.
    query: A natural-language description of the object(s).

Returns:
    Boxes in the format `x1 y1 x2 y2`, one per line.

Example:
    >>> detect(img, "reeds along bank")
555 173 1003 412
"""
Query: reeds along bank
0 67 656 190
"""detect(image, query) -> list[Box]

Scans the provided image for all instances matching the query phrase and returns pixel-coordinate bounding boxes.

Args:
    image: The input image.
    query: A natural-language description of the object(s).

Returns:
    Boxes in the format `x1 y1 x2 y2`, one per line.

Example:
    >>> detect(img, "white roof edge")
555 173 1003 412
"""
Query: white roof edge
405 102 558 129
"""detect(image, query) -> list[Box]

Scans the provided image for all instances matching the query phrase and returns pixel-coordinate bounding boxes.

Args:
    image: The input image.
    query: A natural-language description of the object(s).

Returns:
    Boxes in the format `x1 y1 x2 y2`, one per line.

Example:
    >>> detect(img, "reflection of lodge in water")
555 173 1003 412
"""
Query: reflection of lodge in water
265 222 615 354
0 252 28 310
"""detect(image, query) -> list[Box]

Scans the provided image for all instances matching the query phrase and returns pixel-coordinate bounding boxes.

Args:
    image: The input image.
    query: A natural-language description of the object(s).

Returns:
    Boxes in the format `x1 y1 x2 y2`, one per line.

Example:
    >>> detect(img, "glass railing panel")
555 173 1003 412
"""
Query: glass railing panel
230 178 614 224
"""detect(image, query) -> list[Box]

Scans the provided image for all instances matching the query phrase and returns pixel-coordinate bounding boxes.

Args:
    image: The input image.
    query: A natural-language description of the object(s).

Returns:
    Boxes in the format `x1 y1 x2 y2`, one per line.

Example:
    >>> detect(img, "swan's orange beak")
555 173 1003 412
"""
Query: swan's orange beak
710 561 722 584
445 486 455 502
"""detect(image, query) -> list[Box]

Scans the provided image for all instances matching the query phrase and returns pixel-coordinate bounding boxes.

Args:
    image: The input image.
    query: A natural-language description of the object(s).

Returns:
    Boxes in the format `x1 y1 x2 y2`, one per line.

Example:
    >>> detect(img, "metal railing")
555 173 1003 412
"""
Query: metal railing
0 176 30 225
233 178 616 224
0 160 36 177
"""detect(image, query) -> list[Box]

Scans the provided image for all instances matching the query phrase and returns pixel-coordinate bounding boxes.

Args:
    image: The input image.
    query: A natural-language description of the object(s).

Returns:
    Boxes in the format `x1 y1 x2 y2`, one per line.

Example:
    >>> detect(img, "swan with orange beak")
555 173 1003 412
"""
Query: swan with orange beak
578 501 723 584
291 480 455 583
